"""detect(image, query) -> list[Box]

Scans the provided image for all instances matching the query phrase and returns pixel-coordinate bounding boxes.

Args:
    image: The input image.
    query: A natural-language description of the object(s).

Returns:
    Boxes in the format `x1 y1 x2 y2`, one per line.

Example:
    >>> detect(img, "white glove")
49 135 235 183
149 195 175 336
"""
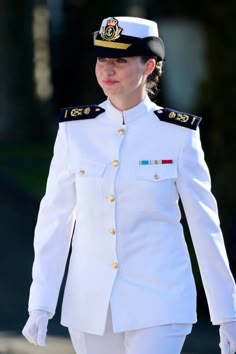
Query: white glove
220 321 236 354
22 309 50 346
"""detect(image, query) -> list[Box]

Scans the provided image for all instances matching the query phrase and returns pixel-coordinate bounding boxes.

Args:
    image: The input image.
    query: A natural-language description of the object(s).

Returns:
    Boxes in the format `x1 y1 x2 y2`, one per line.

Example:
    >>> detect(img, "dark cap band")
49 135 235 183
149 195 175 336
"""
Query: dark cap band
92 31 165 60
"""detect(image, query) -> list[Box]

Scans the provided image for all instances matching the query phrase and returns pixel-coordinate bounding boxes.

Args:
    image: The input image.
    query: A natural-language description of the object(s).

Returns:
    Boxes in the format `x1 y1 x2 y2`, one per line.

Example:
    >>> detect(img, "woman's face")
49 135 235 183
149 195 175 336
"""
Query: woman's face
95 56 154 109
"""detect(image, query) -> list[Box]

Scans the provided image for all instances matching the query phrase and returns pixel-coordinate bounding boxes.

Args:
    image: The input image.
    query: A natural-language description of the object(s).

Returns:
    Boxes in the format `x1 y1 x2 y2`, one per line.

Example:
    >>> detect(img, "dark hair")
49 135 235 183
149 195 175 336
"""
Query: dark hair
141 56 164 102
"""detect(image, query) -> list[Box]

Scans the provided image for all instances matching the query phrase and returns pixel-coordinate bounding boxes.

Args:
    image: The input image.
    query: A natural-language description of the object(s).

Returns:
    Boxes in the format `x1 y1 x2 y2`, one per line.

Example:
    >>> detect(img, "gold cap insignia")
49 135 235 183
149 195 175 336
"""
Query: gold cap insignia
101 17 123 41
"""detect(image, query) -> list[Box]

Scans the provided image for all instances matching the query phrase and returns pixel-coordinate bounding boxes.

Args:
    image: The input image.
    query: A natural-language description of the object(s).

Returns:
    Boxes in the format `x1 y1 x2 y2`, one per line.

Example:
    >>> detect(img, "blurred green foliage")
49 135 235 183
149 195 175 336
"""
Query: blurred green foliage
0 141 53 199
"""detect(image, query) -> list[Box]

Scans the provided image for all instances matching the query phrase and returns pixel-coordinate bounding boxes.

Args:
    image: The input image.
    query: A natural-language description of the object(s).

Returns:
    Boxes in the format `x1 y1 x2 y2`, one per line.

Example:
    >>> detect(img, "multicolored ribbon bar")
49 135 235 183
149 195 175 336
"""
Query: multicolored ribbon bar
139 160 173 165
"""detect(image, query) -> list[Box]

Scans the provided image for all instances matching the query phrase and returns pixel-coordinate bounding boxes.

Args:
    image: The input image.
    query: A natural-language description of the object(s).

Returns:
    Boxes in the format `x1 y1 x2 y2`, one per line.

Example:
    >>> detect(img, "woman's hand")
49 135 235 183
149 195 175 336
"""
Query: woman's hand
220 321 236 354
22 309 50 346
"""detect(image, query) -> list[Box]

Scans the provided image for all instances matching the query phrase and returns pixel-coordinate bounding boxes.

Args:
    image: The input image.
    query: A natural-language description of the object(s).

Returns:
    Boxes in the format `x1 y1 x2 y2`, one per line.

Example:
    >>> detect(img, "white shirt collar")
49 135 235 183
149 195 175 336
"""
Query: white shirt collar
103 95 158 126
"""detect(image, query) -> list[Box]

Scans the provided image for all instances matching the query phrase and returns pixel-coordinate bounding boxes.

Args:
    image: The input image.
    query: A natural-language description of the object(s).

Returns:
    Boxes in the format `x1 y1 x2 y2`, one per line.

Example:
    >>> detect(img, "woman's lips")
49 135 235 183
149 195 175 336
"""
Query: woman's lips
103 80 118 85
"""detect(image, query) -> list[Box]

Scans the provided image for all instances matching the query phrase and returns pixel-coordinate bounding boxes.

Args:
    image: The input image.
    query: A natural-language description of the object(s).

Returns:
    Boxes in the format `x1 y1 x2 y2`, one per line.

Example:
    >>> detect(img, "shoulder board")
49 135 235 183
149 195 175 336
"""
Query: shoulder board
59 105 105 122
154 108 202 130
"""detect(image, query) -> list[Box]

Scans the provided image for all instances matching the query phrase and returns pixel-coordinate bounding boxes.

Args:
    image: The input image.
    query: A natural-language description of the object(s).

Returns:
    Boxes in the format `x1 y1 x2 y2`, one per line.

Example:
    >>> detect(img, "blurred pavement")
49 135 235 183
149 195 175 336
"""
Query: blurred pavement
0 333 74 353
0 320 221 354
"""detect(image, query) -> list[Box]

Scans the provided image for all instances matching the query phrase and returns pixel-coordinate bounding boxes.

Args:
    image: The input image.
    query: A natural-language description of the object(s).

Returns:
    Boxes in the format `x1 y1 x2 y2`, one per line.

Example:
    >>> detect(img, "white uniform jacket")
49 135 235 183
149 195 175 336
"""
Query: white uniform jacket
28 96 236 335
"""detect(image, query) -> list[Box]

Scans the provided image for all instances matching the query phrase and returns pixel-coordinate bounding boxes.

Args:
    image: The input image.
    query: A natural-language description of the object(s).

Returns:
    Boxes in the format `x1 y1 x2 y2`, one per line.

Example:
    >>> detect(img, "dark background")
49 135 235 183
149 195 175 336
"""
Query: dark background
0 0 236 352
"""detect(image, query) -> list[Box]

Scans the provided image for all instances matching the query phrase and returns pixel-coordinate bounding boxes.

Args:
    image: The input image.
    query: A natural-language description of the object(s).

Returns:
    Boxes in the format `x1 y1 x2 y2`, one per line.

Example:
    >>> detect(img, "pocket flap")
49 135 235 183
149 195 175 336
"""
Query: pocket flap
136 163 177 181
72 158 106 177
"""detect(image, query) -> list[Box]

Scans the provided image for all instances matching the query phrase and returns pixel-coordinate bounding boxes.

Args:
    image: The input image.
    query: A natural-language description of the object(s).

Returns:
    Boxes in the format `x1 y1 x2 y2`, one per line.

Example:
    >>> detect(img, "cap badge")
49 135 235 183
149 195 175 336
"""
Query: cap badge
101 17 123 41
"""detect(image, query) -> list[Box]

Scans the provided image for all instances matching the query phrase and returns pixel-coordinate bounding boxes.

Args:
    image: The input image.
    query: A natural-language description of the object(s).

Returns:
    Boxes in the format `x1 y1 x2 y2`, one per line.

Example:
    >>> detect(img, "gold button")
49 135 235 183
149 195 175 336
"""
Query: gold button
79 170 85 176
117 128 125 136
107 195 115 202
112 261 118 269
154 174 160 180
112 160 119 167
109 228 116 236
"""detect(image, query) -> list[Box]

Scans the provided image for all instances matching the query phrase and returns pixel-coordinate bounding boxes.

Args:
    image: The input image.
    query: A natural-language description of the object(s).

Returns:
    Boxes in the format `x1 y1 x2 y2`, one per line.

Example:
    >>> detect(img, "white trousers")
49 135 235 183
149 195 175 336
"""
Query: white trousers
69 307 192 354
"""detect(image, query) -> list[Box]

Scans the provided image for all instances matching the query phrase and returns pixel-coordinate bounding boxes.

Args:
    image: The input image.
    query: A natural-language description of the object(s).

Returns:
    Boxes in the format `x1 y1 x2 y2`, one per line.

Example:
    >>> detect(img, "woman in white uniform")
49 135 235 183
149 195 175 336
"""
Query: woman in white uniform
22 16 236 354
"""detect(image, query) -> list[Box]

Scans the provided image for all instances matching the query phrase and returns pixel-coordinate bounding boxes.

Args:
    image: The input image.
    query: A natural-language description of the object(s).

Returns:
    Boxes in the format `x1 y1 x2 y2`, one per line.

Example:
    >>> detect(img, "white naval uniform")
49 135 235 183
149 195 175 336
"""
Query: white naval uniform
28 95 236 336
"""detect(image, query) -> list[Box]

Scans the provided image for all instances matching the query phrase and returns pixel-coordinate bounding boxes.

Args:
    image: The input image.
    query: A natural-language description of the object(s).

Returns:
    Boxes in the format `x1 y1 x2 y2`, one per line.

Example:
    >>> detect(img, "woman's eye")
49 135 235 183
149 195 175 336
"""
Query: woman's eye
97 57 106 62
117 58 127 63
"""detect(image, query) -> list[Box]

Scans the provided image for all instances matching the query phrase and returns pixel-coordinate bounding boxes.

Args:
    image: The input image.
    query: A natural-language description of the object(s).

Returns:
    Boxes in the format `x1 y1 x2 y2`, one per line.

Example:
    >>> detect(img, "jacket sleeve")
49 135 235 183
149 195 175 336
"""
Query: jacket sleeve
176 127 236 324
28 123 76 316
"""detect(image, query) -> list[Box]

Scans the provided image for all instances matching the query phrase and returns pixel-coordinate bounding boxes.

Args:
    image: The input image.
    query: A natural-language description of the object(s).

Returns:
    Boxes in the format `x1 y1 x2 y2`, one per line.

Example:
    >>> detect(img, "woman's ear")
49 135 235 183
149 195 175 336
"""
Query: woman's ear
144 58 156 76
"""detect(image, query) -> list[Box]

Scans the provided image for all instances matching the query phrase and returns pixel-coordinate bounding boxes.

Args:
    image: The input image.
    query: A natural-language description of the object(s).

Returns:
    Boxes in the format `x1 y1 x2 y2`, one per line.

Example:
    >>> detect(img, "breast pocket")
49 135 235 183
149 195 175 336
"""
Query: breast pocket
135 163 178 212
71 158 107 205
136 163 177 183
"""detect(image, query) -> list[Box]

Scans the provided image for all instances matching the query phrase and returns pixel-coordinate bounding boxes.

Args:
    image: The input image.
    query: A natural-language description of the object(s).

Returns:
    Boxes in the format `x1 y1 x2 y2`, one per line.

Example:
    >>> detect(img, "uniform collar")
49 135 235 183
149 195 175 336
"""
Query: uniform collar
104 95 156 125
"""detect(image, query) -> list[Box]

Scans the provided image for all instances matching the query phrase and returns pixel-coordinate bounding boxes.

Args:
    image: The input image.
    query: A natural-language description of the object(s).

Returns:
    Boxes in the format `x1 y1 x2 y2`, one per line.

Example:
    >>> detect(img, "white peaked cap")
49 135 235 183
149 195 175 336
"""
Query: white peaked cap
99 16 159 38
92 16 165 60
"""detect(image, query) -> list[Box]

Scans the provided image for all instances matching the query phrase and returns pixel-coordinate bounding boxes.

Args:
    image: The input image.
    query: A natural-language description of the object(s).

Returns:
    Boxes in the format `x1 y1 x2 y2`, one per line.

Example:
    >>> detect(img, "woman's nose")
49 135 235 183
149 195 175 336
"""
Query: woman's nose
103 61 115 74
